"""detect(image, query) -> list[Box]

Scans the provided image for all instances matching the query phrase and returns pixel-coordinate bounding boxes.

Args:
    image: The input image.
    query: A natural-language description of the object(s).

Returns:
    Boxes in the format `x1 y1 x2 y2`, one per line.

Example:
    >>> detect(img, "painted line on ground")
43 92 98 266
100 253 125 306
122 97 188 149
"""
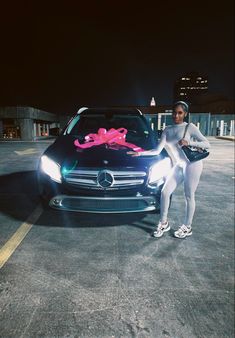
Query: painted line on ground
14 148 39 156
0 204 43 269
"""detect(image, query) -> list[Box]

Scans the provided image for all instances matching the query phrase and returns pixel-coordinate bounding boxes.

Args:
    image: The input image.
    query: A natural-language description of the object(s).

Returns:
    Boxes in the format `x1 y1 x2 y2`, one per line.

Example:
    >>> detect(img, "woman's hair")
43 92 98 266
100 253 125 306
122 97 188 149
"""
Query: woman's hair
173 101 189 113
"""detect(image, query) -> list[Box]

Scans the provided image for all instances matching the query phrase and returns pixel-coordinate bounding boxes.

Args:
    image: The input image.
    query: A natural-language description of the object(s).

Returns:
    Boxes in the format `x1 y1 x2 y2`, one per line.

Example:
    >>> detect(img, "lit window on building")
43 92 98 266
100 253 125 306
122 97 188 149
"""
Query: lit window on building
2 119 21 139
197 77 202 80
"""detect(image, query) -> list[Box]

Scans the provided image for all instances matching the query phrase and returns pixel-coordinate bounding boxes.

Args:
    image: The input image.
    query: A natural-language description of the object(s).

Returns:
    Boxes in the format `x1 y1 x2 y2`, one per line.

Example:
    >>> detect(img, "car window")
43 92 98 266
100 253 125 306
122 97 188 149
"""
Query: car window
66 113 157 150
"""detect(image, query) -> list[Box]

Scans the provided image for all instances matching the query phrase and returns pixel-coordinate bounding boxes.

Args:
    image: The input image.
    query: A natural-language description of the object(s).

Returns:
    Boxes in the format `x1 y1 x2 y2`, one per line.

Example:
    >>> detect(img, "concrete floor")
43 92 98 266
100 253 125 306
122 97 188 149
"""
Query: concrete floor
0 138 234 338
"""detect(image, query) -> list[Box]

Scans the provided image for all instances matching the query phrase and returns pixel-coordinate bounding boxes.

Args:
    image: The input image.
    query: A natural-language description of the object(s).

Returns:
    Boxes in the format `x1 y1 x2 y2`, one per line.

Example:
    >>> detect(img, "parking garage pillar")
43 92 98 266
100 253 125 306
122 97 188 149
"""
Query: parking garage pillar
220 120 224 136
0 120 3 138
18 119 34 141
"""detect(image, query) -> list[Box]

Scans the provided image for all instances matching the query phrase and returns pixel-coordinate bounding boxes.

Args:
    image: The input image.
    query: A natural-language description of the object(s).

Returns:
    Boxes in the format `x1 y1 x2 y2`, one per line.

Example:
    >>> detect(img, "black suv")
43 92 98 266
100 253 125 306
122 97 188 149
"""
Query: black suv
38 108 172 213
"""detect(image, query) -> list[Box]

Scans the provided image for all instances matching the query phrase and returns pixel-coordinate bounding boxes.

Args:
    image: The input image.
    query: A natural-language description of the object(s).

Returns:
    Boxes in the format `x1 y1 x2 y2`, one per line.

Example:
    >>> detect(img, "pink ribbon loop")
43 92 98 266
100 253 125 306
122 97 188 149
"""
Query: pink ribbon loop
74 128 144 151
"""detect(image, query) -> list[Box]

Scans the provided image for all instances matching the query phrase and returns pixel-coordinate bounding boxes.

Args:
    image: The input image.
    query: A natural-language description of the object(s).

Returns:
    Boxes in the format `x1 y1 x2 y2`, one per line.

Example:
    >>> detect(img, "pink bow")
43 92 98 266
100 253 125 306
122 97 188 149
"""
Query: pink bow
74 127 144 151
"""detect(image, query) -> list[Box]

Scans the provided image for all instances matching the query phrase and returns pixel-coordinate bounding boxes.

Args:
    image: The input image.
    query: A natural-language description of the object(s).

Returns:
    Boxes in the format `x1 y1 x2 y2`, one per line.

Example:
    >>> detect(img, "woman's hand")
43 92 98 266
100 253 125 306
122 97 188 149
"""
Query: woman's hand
178 139 189 146
126 151 140 156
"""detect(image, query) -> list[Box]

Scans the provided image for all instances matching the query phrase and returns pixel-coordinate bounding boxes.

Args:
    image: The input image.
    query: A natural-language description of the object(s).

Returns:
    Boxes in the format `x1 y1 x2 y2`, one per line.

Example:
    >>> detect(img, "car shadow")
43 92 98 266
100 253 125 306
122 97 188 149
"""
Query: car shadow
0 170 40 221
37 209 153 232
0 170 153 232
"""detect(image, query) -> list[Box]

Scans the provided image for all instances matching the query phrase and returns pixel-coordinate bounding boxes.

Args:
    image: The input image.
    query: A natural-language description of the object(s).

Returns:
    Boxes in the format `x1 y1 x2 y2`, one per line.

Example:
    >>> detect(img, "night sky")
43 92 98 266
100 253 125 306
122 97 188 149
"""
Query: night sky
0 0 234 114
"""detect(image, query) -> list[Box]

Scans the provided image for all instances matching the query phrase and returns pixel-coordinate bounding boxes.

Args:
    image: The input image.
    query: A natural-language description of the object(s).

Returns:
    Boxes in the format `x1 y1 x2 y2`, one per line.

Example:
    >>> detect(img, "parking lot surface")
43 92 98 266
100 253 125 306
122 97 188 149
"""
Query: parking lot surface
0 138 234 338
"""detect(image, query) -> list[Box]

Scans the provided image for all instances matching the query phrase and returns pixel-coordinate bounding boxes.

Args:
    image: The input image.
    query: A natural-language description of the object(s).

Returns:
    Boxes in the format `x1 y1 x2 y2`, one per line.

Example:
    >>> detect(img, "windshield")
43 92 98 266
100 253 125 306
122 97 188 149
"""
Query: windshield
65 113 156 150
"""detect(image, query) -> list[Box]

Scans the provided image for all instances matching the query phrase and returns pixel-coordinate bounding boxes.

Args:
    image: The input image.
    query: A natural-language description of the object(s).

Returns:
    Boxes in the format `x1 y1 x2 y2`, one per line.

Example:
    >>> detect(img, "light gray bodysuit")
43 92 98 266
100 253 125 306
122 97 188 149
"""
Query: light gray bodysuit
150 122 210 226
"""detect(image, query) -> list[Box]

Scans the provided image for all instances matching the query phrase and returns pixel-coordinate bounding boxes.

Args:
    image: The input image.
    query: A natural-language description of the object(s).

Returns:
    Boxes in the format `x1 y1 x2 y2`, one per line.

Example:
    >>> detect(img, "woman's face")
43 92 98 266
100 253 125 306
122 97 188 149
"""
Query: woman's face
172 105 187 124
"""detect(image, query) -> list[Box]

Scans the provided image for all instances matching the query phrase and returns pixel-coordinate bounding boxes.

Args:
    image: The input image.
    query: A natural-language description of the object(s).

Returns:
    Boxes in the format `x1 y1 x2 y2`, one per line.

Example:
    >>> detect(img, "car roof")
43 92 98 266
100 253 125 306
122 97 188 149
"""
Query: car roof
77 107 143 116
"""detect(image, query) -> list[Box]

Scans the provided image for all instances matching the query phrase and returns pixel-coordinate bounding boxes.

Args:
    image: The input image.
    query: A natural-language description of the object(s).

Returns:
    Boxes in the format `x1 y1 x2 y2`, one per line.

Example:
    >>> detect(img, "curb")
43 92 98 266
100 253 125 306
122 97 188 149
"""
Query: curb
215 136 235 141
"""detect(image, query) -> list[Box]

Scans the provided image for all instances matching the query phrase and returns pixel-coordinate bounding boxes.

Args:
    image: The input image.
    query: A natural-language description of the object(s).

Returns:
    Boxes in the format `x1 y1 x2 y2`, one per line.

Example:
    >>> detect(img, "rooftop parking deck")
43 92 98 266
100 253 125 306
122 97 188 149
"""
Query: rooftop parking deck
0 137 234 337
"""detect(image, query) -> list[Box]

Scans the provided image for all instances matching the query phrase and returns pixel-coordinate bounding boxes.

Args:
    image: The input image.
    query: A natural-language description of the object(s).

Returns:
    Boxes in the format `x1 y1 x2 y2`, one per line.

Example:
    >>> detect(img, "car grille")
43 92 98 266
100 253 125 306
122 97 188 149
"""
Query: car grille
63 198 147 211
49 195 158 213
63 169 147 190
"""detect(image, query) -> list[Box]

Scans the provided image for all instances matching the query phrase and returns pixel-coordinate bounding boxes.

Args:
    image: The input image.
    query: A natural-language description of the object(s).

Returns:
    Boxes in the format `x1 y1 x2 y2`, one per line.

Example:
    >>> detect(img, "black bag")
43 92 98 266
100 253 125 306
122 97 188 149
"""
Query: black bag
181 124 209 162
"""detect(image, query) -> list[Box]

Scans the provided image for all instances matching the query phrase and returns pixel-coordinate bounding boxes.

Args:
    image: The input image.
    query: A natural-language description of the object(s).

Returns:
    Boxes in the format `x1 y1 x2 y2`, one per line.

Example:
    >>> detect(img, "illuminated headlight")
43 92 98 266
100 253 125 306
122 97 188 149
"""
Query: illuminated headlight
40 155 62 183
149 158 172 184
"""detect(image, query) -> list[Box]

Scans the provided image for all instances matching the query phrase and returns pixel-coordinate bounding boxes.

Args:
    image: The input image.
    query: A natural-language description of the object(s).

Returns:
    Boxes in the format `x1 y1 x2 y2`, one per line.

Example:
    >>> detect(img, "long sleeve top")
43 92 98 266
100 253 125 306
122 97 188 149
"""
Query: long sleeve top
140 122 210 163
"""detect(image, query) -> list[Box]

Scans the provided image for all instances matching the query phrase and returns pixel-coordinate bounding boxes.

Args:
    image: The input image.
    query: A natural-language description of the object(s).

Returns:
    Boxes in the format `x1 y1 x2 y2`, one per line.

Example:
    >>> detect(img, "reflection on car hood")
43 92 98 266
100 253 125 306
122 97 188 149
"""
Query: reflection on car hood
44 135 165 170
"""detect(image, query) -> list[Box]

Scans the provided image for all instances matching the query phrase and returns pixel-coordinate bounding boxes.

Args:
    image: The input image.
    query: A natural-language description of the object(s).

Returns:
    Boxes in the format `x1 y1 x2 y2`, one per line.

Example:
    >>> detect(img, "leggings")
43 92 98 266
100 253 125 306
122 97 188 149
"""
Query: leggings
160 160 203 226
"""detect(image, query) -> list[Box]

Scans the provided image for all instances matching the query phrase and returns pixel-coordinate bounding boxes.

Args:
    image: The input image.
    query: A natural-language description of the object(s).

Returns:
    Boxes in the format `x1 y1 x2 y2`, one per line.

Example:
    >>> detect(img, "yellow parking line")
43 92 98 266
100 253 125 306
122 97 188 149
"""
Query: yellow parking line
0 204 43 269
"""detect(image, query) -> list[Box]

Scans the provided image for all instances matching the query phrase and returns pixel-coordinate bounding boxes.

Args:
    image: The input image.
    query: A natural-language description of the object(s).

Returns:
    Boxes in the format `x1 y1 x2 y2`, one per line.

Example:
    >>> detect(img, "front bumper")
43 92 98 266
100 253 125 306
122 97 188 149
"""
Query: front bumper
49 195 159 213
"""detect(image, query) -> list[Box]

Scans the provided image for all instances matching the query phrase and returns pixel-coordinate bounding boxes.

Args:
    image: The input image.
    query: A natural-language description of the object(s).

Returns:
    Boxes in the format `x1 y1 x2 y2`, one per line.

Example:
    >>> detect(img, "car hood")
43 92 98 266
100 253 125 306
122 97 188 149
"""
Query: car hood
44 135 164 170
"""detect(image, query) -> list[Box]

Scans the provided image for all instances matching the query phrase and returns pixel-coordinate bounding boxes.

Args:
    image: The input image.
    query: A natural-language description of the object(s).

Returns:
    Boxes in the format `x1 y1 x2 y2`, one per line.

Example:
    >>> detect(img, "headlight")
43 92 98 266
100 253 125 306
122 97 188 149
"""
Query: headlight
40 155 62 183
149 158 172 184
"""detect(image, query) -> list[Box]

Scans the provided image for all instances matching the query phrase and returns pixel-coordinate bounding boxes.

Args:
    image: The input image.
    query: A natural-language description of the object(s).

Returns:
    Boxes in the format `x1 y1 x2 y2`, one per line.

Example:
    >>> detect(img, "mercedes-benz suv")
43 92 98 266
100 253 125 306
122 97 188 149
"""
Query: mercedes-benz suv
38 107 172 213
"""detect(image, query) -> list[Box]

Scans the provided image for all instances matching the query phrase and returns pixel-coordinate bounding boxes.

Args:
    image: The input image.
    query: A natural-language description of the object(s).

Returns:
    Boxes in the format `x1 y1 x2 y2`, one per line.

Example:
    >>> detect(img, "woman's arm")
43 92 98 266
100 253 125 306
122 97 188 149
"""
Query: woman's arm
189 124 210 149
128 129 167 156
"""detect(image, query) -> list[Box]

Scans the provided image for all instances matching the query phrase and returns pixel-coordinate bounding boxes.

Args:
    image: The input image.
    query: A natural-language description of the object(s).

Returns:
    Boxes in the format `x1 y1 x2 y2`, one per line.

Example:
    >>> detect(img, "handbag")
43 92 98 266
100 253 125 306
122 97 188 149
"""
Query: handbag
181 124 209 162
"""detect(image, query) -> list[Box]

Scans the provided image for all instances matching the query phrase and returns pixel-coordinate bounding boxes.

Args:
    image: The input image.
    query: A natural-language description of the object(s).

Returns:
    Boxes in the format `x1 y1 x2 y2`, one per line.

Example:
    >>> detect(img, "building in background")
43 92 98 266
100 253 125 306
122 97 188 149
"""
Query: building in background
58 98 234 138
140 95 234 137
1 95 234 141
150 97 156 106
0 107 59 141
174 72 208 102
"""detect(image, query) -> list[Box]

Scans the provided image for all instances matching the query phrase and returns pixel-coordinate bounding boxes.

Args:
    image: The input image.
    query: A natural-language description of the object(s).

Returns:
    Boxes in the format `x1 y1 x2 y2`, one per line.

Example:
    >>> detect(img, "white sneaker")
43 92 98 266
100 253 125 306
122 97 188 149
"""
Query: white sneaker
153 221 170 238
174 224 192 239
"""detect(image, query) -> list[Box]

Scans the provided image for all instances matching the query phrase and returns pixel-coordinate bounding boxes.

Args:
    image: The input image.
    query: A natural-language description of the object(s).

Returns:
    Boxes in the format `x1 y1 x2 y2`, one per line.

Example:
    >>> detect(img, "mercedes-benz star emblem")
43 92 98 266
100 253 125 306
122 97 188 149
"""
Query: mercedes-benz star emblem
97 170 114 188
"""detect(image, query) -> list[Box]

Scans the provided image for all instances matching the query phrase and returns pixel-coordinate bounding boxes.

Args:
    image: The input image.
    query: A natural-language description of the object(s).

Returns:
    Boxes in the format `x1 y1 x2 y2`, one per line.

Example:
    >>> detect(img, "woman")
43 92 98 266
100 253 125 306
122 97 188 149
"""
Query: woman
128 101 210 239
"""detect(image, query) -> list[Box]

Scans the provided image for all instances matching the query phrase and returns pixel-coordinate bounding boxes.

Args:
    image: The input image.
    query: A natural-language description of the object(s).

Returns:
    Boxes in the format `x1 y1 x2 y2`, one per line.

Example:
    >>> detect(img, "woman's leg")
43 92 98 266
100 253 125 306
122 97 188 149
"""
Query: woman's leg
183 160 203 226
160 164 184 223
